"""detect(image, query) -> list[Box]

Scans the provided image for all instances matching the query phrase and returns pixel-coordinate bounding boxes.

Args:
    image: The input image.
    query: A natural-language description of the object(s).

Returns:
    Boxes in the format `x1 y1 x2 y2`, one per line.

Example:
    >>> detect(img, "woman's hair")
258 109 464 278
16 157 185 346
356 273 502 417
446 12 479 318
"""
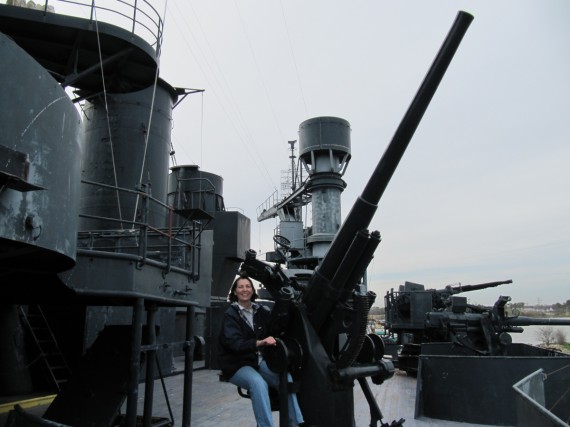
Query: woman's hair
227 271 258 302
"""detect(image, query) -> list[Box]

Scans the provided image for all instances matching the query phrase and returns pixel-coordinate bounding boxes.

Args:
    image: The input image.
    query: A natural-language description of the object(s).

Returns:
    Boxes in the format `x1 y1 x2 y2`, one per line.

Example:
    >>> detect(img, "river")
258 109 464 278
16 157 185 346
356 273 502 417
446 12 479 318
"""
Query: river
510 323 570 345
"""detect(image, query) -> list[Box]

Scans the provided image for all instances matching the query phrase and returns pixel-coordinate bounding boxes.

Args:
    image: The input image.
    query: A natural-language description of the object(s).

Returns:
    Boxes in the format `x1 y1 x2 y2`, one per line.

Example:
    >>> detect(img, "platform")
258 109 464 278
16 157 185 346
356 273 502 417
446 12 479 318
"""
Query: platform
1 358 494 427
0 3 159 93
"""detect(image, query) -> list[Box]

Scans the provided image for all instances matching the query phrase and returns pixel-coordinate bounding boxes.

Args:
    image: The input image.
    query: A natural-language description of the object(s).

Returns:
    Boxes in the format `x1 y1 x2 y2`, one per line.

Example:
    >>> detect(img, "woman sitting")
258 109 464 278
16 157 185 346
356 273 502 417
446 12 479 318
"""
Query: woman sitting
218 272 304 427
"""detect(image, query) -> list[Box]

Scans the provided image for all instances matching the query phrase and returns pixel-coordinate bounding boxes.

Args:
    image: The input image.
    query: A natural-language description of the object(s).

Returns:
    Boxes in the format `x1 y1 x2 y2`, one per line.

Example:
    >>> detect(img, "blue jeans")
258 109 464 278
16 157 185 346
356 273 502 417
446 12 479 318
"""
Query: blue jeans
229 360 304 427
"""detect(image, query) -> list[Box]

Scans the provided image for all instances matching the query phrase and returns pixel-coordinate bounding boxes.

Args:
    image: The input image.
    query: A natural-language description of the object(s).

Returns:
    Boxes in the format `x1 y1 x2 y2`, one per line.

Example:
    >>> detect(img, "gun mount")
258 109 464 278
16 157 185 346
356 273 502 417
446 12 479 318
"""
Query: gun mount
384 281 570 375
240 10 474 427
387 279 513 322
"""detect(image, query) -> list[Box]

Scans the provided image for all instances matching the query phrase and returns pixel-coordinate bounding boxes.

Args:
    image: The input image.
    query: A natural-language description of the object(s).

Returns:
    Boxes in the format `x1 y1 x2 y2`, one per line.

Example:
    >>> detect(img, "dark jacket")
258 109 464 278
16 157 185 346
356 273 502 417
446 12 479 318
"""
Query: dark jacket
218 302 272 378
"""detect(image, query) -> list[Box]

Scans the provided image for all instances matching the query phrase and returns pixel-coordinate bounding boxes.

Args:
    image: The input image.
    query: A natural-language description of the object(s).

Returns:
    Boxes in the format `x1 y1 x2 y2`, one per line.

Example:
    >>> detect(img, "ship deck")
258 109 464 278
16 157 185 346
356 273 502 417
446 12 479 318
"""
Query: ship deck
1 358 493 427
184 365 492 427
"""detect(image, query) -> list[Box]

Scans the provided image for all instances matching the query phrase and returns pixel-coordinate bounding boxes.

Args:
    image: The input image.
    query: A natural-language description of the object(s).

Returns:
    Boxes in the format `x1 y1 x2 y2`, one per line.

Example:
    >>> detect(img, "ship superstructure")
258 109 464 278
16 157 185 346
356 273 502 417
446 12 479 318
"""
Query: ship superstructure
0 2 249 425
257 116 351 271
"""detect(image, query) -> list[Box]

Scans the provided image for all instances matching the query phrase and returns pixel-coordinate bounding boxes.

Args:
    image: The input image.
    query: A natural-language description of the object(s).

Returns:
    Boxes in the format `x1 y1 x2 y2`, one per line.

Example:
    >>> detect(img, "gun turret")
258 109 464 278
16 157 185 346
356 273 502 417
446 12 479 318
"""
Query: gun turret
424 294 570 354
388 287 570 375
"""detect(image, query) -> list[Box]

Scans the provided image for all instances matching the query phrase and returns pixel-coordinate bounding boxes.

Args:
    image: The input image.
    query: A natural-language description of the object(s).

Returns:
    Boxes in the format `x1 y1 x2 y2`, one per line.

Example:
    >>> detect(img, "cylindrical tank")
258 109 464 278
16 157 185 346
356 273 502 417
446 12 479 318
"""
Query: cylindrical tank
0 34 82 272
79 78 178 231
167 165 225 226
299 116 351 164
298 117 351 258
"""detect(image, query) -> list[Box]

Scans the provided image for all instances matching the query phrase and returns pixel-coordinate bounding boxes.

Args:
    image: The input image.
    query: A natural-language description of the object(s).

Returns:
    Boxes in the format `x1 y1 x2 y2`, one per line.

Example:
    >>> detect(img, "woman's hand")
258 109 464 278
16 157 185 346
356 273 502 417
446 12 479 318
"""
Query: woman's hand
256 336 277 347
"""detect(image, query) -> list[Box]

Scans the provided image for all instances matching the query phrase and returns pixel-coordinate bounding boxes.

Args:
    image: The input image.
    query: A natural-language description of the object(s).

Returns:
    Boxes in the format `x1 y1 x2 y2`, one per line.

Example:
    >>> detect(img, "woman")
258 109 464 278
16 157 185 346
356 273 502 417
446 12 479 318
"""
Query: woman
218 272 304 427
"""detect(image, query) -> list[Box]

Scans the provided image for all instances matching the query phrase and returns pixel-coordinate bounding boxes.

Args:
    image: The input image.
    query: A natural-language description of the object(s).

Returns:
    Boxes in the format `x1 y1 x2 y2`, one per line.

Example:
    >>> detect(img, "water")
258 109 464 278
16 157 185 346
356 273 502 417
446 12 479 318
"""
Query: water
510 324 570 345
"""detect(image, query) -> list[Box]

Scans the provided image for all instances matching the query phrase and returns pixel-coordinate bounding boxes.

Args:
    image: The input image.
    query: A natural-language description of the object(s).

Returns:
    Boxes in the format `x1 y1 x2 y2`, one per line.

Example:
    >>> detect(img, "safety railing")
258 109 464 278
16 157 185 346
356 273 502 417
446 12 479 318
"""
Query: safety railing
19 0 164 55
77 179 205 280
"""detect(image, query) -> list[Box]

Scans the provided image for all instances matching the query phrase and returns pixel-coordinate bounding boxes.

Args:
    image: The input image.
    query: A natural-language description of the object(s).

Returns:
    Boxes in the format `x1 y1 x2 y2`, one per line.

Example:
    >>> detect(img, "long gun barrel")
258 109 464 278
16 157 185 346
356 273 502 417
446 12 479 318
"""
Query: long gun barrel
443 279 513 295
505 316 570 327
304 11 474 332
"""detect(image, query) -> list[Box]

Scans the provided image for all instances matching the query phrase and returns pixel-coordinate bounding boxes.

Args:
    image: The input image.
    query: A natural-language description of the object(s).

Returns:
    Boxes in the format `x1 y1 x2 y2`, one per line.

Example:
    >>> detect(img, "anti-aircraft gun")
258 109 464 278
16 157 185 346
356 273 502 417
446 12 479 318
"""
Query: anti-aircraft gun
384 280 570 375
385 279 513 331
238 11 474 427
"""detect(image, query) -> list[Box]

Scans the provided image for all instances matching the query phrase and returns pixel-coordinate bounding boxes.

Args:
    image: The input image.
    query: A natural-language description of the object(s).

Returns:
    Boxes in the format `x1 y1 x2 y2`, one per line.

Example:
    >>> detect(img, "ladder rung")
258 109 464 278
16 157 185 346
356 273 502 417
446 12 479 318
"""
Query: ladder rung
21 305 71 390
26 312 42 317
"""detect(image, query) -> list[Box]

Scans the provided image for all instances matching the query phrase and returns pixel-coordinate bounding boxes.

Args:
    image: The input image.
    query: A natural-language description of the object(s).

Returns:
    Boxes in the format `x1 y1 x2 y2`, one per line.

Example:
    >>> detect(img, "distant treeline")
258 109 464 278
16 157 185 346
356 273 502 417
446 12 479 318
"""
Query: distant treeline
510 300 570 317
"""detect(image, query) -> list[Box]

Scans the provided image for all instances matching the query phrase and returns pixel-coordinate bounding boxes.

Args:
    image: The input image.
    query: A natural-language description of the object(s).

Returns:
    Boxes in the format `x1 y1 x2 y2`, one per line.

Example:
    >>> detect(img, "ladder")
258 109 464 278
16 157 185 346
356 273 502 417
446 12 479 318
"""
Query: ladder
19 305 72 391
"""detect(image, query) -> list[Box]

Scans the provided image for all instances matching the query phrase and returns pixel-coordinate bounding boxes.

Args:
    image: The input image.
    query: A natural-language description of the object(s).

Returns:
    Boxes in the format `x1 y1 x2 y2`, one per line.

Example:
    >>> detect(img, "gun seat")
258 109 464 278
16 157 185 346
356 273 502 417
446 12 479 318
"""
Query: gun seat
218 372 299 412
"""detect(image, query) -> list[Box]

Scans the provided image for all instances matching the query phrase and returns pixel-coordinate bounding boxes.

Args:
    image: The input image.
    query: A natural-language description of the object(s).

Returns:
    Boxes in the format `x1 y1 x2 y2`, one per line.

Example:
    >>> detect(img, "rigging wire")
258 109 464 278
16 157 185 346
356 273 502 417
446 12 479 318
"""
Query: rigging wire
132 75 159 224
166 2 310 250
131 0 169 226
198 90 205 208
177 1 276 189
166 2 277 191
279 0 308 117
92 4 123 229
132 60 160 225
200 89 204 172
233 0 286 144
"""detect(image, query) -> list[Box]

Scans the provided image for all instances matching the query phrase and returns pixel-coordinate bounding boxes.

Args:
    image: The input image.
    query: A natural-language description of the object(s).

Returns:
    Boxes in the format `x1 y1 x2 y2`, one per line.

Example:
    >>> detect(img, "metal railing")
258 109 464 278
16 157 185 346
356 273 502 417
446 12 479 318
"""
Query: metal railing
27 0 164 55
78 179 205 280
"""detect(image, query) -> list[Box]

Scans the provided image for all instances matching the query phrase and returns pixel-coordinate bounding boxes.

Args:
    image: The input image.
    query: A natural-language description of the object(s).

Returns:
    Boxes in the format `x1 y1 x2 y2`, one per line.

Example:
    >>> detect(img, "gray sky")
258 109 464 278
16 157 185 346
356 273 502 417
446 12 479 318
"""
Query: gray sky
157 0 570 306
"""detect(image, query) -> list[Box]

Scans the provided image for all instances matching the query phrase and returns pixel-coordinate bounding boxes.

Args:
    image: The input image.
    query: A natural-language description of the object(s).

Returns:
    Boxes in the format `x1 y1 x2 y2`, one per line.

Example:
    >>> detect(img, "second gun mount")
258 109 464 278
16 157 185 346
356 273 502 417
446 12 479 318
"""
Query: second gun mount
383 280 570 425
384 280 570 376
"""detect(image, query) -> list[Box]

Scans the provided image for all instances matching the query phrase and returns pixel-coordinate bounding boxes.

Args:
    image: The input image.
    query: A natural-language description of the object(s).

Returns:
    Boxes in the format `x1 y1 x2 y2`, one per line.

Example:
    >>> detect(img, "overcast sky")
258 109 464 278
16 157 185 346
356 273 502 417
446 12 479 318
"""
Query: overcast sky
155 0 569 306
